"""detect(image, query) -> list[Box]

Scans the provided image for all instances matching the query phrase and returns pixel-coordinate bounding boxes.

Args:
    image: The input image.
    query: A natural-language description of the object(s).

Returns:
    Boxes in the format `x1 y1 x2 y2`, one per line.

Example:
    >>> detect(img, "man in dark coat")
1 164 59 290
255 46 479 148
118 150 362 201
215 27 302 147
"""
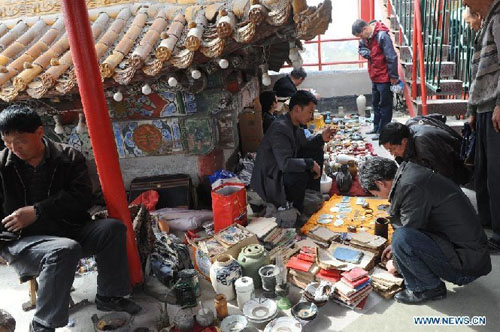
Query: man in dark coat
379 117 471 185
359 157 491 304
273 67 307 98
251 91 334 219
353 19 399 139
0 105 141 332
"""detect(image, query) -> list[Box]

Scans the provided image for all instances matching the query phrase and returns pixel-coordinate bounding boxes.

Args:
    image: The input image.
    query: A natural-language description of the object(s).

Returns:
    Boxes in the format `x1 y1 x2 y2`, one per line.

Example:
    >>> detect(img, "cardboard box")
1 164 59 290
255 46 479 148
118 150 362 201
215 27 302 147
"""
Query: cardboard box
187 224 259 279
239 107 263 154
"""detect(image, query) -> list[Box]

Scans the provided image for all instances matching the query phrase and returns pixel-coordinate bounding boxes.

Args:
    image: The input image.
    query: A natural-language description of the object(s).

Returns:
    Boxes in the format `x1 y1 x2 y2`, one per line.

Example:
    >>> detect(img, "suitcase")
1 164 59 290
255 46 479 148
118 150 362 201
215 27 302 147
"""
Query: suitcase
128 174 192 209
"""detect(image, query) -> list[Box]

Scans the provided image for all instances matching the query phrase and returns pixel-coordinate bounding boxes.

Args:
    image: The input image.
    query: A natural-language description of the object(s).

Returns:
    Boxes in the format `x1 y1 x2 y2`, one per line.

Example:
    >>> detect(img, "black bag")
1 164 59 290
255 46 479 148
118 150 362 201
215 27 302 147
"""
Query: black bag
461 122 476 166
129 174 192 209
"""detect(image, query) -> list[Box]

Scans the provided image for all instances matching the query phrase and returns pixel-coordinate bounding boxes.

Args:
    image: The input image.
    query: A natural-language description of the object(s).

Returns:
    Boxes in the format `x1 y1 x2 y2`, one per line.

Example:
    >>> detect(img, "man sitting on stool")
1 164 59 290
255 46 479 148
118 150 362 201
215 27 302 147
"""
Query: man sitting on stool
251 91 334 227
358 157 491 304
0 105 141 332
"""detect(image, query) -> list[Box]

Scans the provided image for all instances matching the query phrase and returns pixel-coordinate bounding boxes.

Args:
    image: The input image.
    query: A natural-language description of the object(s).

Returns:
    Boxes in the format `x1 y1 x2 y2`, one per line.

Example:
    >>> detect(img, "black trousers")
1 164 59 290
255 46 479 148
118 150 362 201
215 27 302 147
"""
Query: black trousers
474 112 500 235
283 171 316 212
298 145 324 192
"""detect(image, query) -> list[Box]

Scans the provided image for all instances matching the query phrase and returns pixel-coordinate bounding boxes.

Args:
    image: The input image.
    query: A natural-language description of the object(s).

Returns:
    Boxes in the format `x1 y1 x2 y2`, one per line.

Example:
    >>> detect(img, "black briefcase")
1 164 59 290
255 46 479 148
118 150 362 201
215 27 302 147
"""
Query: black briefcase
128 174 192 209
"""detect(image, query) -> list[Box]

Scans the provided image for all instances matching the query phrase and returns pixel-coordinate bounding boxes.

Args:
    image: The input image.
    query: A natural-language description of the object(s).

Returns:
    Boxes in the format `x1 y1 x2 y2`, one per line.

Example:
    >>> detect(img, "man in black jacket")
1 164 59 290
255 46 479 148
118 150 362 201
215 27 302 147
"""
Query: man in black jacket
273 67 307 98
251 91 334 223
379 118 470 185
359 157 491 304
0 105 141 332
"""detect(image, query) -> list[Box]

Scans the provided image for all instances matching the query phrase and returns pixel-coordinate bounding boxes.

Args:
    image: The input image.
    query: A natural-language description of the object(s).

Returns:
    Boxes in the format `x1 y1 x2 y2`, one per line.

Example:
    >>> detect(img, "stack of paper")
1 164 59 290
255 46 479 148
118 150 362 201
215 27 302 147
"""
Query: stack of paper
350 232 388 255
333 267 372 309
307 226 340 246
370 267 404 299
246 217 278 239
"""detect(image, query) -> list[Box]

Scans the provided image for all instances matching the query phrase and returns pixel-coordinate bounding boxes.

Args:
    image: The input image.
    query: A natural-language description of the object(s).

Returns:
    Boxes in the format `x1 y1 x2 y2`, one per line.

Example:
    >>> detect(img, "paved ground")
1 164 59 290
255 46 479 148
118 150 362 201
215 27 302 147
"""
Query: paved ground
1 116 498 331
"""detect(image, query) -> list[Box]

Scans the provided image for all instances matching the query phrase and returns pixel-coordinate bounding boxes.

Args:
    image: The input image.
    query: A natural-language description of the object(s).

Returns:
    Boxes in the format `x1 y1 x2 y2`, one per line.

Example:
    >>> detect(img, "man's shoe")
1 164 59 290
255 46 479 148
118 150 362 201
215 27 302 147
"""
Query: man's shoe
487 238 500 252
95 295 142 315
366 129 378 134
29 320 55 332
372 134 379 141
394 283 447 304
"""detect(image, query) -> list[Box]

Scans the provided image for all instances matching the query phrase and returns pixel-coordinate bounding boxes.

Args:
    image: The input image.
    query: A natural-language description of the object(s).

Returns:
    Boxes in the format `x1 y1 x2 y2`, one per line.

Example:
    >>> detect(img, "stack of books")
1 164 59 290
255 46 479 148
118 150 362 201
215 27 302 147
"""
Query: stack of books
333 267 372 309
350 232 388 256
370 267 404 299
286 246 320 289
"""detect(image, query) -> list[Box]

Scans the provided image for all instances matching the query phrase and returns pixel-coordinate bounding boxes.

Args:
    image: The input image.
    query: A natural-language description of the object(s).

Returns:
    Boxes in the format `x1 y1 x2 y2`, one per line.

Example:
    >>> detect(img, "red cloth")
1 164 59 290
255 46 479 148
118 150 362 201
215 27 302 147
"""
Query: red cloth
366 22 391 83
329 175 370 197
130 190 159 211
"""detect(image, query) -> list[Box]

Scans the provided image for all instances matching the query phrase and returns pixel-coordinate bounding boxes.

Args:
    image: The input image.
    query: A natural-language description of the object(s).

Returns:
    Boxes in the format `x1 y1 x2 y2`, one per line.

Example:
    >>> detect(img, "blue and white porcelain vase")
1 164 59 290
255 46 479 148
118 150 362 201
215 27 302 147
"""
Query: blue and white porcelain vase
210 254 243 301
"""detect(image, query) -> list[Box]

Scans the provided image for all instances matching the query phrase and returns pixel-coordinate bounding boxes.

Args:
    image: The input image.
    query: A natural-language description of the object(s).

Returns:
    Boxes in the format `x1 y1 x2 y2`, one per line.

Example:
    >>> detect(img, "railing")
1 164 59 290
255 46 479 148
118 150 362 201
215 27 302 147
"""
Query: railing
391 0 415 47
413 0 428 114
448 0 476 91
391 0 476 115
286 37 368 70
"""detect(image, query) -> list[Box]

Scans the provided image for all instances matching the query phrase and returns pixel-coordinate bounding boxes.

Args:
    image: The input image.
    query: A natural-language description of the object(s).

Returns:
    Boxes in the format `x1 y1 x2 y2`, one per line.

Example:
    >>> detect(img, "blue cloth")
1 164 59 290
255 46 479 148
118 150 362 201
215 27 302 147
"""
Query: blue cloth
391 227 478 292
371 82 393 133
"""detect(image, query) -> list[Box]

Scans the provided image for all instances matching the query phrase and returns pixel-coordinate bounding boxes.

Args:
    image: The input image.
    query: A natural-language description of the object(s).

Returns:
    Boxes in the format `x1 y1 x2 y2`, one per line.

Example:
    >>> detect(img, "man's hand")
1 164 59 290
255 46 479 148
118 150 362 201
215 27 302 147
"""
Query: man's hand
492 106 500 132
312 161 321 179
1 206 37 233
386 259 398 275
381 245 392 262
469 115 476 132
390 78 399 85
321 126 336 142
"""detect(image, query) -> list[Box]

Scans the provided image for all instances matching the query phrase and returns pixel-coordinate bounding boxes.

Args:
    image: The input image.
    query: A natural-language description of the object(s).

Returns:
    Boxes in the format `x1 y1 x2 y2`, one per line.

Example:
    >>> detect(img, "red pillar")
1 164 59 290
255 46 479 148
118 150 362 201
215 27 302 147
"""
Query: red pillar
61 0 143 285
359 0 375 21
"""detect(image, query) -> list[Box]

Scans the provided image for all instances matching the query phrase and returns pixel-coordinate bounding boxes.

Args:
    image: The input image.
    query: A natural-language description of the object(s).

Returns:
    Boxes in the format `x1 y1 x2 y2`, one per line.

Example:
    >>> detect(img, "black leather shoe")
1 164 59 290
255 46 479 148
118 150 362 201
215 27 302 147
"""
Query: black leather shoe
29 320 55 332
95 295 142 315
394 283 447 304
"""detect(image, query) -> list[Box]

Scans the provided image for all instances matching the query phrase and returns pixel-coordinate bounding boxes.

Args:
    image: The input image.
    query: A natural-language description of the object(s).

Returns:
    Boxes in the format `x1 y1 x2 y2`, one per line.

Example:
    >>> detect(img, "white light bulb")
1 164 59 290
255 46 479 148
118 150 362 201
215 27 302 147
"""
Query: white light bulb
168 77 178 87
53 115 64 134
141 84 152 95
262 74 271 86
76 113 87 134
289 48 299 61
191 69 201 80
218 58 229 69
113 91 123 102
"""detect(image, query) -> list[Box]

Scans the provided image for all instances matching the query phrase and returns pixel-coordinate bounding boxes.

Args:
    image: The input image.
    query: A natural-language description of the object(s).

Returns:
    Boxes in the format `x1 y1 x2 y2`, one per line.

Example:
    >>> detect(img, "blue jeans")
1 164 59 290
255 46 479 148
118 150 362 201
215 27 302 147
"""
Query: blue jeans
372 82 393 133
391 228 477 292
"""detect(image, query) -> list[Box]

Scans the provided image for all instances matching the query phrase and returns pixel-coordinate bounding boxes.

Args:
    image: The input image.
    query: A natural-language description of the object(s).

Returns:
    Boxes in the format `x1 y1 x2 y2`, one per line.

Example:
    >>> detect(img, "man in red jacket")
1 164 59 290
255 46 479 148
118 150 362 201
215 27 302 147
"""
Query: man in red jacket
352 19 399 140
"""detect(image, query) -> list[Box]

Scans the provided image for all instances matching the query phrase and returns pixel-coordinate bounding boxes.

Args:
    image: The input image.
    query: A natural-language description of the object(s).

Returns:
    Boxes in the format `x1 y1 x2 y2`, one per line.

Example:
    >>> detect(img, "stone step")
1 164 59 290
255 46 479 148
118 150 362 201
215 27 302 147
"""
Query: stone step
398 45 450 62
412 98 467 116
401 61 456 80
408 79 464 96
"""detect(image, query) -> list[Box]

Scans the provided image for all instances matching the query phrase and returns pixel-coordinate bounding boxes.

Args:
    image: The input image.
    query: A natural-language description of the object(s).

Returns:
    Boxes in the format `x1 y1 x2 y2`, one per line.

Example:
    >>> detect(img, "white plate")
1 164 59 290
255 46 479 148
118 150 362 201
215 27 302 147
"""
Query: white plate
243 298 277 322
221 315 248 332
264 317 302 332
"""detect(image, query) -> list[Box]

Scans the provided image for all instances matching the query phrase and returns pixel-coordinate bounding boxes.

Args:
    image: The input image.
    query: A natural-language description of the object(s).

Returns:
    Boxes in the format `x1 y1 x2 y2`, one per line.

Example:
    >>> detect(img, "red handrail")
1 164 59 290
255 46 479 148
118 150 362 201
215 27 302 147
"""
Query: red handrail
412 0 428 115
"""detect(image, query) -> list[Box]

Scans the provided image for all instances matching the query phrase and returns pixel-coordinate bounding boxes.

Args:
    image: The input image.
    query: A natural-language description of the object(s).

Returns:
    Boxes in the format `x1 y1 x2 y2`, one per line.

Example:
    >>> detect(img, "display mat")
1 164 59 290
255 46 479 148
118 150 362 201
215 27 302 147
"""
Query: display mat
301 195 394 240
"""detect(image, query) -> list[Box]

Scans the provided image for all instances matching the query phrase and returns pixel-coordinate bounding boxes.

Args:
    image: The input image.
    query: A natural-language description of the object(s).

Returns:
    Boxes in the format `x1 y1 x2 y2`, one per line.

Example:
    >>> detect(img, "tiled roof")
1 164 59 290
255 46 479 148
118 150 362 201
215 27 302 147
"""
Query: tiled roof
0 0 332 102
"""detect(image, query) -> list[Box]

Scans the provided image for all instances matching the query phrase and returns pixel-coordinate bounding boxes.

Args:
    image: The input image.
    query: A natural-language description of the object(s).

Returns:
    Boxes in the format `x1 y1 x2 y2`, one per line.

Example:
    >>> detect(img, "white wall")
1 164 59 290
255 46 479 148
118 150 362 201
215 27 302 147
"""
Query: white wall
271 69 372 98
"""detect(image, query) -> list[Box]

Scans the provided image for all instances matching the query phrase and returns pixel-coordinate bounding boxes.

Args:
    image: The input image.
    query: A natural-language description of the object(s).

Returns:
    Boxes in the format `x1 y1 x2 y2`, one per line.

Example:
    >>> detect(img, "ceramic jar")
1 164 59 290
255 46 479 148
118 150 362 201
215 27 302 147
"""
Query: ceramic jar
356 94 367 117
210 254 243 301
235 277 255 310
237 244 270 289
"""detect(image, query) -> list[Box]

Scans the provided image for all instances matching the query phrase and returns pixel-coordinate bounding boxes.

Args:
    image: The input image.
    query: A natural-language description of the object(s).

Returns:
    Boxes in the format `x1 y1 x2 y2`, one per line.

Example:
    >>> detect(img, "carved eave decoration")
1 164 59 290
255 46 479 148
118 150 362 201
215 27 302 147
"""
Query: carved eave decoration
0 0 332 103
